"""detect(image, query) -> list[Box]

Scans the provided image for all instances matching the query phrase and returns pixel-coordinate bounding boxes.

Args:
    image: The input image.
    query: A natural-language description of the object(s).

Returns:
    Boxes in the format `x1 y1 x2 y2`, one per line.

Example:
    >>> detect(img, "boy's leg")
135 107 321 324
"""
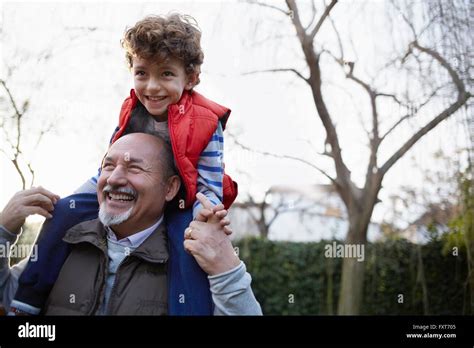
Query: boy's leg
11 192 99 314
166 207 214 315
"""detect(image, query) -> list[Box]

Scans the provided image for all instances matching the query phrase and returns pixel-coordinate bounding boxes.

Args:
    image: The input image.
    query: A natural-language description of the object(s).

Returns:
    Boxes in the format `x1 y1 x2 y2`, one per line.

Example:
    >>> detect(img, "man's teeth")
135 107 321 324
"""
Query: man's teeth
108 193 134 201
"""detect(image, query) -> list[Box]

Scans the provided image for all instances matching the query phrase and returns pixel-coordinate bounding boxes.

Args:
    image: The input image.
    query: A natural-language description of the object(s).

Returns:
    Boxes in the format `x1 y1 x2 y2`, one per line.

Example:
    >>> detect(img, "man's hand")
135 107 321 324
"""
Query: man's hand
194 192 232 235
184 193 240 276
0 187 60 234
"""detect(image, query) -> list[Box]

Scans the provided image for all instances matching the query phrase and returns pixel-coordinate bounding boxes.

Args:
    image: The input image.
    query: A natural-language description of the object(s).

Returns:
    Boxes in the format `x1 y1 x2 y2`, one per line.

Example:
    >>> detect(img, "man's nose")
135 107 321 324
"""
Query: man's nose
106 166 128 187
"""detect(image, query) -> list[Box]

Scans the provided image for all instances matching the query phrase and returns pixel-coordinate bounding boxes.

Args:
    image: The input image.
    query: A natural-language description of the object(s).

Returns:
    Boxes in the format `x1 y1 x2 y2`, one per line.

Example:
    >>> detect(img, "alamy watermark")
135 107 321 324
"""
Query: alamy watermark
18 322 55 341
324 241 365 262
0 242 38 262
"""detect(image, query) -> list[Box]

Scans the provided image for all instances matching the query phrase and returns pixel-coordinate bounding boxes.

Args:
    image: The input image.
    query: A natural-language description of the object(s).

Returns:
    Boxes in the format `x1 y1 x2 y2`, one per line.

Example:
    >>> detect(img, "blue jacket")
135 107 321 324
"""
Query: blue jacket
14 193 213 315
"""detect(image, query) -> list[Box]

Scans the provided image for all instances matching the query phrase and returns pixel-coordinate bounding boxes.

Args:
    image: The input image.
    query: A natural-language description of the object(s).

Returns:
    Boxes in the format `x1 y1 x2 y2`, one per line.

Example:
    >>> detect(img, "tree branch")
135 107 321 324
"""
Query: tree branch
230 135 337 184
412 40 466 96
9 157 26 190
245 0 291 16
242 68 309 84
380 95 470 176
391 0 417 39
309 0 338 39
285 0 355 207
341 61 381 184
327 6 344 59
380 84 446 142
376 92 411 109
0 79 23 118
239 194 260 224
304 0 318 31
285 0 308 43
380 41 471 176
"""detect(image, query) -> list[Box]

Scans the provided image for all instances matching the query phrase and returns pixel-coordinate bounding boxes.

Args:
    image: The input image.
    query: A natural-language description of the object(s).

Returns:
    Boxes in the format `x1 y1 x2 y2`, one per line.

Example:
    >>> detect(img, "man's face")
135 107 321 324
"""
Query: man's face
132 56 194 120
97 134 177 234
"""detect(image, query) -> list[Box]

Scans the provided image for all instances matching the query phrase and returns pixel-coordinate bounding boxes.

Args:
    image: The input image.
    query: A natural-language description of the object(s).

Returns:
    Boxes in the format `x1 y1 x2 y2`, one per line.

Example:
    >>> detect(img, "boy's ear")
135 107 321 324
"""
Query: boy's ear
185 72 199 90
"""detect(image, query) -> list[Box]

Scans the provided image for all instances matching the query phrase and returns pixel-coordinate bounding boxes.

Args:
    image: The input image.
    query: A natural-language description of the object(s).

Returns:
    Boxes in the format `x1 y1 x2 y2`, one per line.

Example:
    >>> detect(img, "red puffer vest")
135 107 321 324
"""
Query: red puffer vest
111 89 238 209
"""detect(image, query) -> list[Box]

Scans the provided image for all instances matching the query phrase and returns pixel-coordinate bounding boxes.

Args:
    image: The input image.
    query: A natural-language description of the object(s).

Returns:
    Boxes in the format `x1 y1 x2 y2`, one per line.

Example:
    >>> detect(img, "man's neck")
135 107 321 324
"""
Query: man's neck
109 216 163 240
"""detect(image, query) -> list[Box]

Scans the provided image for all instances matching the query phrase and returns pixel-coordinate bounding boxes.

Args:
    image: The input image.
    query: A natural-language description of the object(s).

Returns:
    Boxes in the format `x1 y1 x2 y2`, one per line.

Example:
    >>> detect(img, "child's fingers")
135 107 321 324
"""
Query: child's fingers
220 218 230 227
196 193 213 210
215 209 228 219
223 226 233 236
195 208 213 222
212 203 225 213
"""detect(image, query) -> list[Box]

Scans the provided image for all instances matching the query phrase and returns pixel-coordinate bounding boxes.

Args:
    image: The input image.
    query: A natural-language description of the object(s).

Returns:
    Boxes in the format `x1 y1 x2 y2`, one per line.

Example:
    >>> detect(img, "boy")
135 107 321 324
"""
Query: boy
10 13 237 315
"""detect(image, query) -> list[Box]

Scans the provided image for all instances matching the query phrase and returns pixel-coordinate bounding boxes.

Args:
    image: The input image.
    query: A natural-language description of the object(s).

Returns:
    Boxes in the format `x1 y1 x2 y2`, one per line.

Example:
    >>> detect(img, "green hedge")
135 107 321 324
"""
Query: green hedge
236 237 469 315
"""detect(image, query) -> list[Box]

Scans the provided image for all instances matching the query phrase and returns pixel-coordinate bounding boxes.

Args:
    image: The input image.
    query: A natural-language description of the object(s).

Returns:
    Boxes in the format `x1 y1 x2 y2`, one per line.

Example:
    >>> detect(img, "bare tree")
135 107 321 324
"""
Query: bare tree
0 16 99 189
236 188 315 239
0 76 45 189
247 0 472 314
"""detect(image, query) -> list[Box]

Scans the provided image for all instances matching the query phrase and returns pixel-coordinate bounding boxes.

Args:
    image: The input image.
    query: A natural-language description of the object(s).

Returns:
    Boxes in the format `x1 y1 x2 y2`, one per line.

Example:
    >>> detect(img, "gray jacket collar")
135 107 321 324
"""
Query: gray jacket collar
63 218 169 263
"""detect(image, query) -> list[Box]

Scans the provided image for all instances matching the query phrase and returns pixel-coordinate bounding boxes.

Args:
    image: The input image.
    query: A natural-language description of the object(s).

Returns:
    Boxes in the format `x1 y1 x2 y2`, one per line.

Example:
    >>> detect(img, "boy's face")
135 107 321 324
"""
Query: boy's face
132 56 196 120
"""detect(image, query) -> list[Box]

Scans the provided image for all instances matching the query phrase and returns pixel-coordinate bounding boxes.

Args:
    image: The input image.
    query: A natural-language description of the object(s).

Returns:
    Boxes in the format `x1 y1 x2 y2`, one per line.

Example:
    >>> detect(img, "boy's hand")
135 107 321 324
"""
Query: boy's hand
195 193 232 235
0 187 60 235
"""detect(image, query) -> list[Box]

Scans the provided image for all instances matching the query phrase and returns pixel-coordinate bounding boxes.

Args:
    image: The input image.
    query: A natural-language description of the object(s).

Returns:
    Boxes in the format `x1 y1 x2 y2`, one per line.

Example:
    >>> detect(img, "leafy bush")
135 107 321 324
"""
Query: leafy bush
236 237 469 315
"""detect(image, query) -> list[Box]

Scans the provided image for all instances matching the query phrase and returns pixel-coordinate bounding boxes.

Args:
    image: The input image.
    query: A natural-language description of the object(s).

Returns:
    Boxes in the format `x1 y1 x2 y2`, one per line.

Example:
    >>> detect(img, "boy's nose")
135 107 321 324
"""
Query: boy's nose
147 78 161 92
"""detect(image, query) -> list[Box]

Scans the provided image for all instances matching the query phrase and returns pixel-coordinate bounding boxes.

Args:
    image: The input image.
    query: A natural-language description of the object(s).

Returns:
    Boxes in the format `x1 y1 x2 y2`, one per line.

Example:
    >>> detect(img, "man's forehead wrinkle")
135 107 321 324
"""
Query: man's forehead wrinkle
105 150 148 164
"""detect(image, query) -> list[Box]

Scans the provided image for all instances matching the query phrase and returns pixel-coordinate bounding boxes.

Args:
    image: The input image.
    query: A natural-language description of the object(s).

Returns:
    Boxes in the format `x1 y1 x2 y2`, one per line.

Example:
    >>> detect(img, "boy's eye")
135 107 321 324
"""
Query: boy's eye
162 71 174 77
135 70 146 76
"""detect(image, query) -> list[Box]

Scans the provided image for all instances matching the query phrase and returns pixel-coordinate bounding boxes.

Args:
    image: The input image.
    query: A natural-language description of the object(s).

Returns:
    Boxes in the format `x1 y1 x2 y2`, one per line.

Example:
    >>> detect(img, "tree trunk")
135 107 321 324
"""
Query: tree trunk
258 219 269 239
337 193 377 314
326 256 334 315
338 251 366 314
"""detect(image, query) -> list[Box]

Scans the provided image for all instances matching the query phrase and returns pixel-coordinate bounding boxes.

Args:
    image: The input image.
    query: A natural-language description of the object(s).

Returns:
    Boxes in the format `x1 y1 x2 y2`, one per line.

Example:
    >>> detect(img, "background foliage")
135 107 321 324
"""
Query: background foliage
237 236 470 315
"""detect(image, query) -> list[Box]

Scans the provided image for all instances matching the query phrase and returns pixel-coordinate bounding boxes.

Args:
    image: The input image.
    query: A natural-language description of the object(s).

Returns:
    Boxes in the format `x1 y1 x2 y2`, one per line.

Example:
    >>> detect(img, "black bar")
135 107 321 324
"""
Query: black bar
0 315 473 346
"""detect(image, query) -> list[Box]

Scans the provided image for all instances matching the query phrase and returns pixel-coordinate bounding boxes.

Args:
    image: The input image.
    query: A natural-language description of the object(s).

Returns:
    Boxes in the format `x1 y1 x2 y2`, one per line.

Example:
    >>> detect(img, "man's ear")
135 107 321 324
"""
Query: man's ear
184 72 199 91
165 175 181 202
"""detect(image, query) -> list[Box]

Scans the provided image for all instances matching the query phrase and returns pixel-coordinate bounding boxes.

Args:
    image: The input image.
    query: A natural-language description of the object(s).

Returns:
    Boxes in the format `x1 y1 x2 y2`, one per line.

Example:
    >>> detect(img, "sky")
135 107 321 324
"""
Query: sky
0 0 471 230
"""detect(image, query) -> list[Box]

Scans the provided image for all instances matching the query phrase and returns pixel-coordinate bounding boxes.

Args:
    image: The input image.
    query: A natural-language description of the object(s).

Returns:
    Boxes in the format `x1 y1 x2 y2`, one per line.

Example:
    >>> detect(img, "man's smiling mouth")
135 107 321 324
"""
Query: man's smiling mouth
107 192 135 202
103 185 137 203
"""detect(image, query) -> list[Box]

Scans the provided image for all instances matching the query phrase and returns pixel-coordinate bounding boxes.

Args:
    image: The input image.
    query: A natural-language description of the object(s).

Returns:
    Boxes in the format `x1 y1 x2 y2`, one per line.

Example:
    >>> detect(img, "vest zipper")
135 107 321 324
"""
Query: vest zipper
105 254 167 315
88 238 108 315
104 255 131 315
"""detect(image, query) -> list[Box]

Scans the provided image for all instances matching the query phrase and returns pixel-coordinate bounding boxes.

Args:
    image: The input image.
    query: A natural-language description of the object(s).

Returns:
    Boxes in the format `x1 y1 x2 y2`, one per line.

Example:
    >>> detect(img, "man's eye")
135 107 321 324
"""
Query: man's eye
103 163 114 170
129 166 142 173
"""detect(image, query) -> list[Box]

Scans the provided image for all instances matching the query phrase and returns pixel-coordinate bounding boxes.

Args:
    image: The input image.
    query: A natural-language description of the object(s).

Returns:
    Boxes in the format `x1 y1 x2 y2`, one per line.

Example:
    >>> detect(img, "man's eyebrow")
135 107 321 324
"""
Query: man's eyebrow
127 157 145 165
102 156 145 165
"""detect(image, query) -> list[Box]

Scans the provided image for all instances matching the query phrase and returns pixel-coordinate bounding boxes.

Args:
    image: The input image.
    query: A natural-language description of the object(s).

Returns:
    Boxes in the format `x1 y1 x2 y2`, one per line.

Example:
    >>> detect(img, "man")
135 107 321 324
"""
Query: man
0 133 262 315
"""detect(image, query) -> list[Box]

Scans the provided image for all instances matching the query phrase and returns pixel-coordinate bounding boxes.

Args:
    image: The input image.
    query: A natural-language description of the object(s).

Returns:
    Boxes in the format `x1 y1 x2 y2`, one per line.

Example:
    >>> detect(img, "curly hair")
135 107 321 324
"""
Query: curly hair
121 14 204 85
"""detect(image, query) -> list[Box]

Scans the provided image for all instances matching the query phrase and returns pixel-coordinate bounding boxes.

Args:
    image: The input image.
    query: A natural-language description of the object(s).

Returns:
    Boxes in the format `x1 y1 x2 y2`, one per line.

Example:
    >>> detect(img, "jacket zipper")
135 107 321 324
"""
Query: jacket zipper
88 238 108 315
105 253 167 315
104 255 130 315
